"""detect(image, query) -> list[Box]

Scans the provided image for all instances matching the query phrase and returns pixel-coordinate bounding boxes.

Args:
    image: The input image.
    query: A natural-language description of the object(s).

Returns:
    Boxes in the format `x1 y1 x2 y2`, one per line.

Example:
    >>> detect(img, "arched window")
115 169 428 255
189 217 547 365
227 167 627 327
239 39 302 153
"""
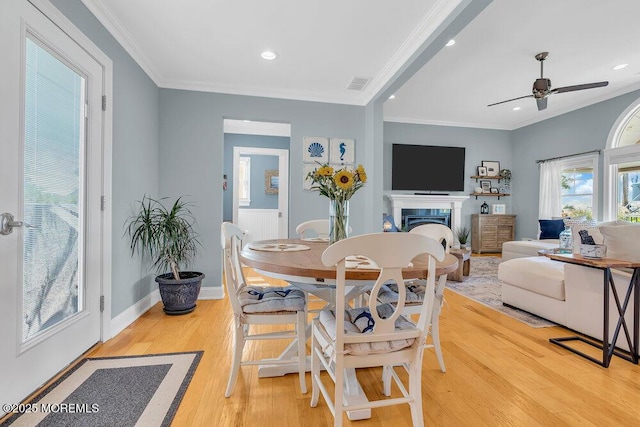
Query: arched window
603 96 640 221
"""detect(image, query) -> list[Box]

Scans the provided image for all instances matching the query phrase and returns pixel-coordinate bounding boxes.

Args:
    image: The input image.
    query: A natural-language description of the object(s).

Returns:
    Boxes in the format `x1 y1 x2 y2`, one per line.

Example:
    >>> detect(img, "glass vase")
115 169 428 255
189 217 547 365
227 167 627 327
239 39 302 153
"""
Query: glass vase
558 226 572 253
329 199 350 244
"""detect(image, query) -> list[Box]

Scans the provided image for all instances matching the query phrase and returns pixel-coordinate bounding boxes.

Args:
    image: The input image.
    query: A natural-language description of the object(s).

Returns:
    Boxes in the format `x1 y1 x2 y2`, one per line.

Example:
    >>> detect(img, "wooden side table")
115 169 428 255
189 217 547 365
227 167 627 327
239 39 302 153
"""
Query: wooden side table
545 253 640 367
448 248 471 282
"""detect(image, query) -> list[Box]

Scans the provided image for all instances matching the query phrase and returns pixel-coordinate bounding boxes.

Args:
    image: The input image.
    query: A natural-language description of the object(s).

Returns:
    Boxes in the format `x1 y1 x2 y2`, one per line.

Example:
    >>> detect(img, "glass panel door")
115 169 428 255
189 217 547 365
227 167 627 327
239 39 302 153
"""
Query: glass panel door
22 36 86 341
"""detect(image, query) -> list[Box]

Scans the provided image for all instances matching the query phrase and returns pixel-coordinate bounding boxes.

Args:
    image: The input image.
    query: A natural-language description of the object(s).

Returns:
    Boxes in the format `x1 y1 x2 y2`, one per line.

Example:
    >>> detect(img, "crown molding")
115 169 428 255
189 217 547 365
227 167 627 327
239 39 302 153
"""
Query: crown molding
80 0 162 85
383 116 512 131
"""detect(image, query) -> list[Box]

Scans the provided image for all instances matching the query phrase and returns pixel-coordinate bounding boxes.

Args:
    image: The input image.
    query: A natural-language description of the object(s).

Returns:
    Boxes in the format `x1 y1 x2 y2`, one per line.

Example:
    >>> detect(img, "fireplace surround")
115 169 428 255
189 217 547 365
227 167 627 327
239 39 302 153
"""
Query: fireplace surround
385 194 469 232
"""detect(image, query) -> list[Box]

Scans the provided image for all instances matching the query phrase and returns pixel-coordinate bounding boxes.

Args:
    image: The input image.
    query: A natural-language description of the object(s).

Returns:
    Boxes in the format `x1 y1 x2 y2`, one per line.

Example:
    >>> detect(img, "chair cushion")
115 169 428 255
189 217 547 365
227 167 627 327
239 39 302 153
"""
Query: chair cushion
238 286 306 313
318 303 416 356
376 281 425 305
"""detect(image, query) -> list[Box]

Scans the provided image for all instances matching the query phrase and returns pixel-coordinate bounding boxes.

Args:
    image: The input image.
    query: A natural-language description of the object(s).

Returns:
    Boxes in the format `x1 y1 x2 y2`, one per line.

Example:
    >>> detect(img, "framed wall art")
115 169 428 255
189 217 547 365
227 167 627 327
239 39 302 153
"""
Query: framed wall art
480 180 491 193
482 160 500 176
303 163 318 190
329 138 355 164
303 136 329 163
265 170 279 194
492 204 506 215
477 166 487 176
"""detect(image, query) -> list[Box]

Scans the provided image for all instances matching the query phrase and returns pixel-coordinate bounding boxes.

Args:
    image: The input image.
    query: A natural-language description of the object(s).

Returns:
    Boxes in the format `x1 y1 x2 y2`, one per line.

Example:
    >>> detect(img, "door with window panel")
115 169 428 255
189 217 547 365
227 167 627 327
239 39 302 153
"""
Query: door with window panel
0 0 104 408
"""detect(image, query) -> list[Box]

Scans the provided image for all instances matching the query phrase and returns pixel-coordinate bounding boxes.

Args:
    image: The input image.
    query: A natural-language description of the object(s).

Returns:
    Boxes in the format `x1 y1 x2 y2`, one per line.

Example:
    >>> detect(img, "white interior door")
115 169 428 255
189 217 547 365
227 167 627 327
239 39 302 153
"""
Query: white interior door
0 0 104 408
233 147 289 242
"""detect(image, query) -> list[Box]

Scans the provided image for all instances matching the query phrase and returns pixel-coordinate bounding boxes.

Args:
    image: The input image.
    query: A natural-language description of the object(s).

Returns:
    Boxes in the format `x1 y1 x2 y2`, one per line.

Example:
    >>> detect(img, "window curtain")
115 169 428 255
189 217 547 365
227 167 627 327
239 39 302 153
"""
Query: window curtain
539 160 563 218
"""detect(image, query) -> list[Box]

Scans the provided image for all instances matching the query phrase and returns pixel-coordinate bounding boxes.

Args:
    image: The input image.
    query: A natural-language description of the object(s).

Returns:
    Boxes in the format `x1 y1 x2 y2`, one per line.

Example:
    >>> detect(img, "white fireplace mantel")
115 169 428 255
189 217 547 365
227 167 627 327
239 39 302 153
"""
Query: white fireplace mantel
385 193 469 232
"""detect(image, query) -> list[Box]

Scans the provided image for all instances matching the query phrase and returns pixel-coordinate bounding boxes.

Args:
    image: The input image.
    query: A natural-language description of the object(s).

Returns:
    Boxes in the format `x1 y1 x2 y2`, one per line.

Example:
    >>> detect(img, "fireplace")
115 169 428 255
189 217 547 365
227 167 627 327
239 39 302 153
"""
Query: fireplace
402 208 451 230
385 194 469 232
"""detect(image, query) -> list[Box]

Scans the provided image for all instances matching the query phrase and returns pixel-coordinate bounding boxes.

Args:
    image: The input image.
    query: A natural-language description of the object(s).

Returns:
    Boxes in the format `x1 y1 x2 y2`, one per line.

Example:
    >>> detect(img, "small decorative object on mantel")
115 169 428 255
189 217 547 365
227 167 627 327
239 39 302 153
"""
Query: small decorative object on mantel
480 201 489 214
306 163 367 244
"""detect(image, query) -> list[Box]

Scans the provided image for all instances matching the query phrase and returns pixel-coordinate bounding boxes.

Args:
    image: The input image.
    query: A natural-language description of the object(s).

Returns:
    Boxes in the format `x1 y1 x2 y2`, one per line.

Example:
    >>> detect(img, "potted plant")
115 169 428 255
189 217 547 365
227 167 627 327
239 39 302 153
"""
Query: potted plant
126 196 204 315
455 225 471 249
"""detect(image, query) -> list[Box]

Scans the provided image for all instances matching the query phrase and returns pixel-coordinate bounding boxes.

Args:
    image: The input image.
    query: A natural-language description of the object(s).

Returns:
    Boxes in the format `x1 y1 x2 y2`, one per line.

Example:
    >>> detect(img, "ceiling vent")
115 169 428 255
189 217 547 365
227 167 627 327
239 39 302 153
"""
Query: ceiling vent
347 76 371 91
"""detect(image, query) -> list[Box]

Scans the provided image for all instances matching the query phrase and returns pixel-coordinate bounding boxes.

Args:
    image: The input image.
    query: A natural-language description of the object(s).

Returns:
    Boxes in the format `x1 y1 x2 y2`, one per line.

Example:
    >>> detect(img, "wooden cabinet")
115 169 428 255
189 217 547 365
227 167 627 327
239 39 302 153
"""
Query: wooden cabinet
471 214 516 254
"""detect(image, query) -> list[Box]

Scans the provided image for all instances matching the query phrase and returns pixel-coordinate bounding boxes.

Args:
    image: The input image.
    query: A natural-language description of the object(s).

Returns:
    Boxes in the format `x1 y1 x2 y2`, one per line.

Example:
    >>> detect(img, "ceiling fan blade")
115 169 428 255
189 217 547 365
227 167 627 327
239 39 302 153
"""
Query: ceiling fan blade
487 94 533 107
536 98 547 111
551 81 609 94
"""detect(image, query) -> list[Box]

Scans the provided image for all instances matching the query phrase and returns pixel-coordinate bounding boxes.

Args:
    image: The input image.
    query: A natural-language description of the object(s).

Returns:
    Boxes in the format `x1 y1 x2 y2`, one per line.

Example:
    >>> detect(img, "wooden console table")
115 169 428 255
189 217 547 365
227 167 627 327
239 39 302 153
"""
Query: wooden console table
545 253 640 367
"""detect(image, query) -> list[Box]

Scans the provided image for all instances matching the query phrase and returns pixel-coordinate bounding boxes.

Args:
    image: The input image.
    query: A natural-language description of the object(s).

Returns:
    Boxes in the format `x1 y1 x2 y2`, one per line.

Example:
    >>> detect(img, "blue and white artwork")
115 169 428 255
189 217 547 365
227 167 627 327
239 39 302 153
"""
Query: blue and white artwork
330 138 355 164
303 137 329 163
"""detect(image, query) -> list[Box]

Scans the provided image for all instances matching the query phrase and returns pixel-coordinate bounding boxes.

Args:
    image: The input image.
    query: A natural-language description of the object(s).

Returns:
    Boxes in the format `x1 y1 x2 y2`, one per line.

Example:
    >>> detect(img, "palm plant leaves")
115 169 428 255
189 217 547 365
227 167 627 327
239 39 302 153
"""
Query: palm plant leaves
126 196 200 280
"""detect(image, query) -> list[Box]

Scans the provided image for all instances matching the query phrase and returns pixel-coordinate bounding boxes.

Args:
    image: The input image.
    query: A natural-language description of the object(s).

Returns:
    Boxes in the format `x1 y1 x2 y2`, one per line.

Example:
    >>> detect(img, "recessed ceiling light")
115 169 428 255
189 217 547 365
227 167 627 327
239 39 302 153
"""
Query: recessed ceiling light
389 94 396 100
261 50 278 60
445 39 456 47
512 106 521 111
613 63 628 70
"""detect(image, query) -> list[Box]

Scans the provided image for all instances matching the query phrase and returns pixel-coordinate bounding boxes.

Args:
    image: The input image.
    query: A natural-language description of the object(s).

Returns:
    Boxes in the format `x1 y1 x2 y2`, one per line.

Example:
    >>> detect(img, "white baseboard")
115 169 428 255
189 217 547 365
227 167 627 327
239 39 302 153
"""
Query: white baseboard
199 285 225 300
108 285 224 340
109 289 160 340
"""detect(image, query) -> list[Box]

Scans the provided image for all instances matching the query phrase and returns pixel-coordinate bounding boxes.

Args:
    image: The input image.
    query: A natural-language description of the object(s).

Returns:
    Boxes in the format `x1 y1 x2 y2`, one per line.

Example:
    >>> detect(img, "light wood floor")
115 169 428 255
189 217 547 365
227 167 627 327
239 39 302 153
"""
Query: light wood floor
36 266 640 426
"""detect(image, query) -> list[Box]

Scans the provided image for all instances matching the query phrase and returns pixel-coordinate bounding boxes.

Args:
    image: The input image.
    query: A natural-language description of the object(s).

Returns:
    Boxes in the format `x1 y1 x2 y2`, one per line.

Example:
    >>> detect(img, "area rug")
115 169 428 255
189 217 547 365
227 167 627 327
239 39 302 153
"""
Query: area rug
446 257 556 328
2 351 203 427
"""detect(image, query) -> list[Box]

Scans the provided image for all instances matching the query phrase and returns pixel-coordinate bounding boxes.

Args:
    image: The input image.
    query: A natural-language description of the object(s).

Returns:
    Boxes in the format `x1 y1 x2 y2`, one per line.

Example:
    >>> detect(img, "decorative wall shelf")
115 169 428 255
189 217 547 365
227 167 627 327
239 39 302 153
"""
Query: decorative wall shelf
471 175 502 182
470 193 510 200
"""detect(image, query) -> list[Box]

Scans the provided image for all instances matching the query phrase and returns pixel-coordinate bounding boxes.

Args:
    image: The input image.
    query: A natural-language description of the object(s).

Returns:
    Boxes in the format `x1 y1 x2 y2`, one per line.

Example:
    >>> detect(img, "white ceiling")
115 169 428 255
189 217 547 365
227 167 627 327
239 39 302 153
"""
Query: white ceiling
81 0 640 131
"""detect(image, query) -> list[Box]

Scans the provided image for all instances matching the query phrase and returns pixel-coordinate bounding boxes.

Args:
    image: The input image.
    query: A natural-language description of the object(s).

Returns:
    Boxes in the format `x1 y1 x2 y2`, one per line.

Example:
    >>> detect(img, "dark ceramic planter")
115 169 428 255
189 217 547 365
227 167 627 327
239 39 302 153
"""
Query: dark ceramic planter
155 271 205 315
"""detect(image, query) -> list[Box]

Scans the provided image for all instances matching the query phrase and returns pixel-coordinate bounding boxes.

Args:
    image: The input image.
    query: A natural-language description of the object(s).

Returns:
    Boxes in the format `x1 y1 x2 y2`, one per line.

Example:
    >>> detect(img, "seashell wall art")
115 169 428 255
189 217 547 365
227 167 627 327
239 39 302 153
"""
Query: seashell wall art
302 137 329 163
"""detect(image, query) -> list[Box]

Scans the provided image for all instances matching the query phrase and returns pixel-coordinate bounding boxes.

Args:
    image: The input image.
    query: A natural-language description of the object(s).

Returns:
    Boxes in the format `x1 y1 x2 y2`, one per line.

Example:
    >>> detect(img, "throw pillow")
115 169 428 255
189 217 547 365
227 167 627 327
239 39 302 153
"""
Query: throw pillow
570 225 603 254
598 221 640 262
538 219 565 239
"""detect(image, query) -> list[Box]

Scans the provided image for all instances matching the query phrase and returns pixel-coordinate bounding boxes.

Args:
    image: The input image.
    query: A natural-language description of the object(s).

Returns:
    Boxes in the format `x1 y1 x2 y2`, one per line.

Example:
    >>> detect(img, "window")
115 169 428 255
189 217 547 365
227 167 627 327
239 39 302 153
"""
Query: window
238 156 251 206
539 155 598 219
561 165 594 219
616 162 640 222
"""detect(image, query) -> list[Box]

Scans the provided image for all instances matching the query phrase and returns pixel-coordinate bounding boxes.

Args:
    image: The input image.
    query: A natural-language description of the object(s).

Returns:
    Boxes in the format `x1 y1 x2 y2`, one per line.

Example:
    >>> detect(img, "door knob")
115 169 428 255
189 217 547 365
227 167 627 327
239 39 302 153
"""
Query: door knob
0 212 33 235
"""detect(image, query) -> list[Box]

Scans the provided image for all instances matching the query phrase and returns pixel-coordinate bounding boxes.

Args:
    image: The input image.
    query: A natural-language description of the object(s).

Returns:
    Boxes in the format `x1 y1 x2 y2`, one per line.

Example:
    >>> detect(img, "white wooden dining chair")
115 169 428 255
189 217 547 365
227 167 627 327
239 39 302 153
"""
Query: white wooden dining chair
374 223 453 373
310 232 445 427
221 222 307 396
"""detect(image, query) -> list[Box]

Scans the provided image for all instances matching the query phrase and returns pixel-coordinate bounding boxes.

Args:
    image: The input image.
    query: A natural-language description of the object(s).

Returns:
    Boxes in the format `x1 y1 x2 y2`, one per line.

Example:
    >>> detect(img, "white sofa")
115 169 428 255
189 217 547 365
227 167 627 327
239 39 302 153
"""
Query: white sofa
498 222 640 355
501 239 559 261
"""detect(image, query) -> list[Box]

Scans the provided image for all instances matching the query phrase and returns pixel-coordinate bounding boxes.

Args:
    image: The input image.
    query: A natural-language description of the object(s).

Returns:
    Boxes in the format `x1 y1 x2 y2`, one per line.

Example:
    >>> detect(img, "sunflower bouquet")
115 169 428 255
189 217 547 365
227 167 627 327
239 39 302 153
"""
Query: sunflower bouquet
306 164 367 243
306 164 367 200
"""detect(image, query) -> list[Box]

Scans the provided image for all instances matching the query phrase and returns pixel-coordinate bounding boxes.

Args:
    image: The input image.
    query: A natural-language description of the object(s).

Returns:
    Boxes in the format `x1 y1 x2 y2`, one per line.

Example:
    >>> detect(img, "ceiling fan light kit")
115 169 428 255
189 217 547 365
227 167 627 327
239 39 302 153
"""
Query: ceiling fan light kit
488 52 609 111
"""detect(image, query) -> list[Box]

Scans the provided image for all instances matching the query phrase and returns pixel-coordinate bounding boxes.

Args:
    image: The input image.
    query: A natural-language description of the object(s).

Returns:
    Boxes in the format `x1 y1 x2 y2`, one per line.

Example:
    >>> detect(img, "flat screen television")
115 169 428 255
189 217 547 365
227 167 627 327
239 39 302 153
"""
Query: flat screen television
391 144 465 192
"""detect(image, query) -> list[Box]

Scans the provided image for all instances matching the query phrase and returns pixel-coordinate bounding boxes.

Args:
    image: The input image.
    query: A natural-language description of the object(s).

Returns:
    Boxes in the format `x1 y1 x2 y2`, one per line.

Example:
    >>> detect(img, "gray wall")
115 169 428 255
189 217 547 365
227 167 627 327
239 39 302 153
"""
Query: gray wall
511 89 640 239
158 90 369 289
383 122 513 233
51 0 160 317
223 133 290 221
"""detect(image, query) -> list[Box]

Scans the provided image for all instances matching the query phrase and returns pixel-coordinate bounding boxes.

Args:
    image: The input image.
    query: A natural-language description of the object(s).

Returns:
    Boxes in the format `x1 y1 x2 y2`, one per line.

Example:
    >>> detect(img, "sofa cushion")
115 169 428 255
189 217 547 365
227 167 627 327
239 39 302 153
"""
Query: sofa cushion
498 257 566 301
599 221 640 262
539 219 565 239
502 239 559 258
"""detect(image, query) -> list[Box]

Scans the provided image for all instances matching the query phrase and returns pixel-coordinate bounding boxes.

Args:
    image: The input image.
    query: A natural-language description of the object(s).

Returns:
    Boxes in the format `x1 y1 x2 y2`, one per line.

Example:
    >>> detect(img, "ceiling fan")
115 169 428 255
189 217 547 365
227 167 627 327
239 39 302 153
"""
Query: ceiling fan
487 52 609 111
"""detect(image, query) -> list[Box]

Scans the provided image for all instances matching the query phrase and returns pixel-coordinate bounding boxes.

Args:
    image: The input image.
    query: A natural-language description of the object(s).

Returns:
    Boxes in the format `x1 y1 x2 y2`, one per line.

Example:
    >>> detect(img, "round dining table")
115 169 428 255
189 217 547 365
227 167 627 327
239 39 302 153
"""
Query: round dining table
239 237 459 421
240 238 459 283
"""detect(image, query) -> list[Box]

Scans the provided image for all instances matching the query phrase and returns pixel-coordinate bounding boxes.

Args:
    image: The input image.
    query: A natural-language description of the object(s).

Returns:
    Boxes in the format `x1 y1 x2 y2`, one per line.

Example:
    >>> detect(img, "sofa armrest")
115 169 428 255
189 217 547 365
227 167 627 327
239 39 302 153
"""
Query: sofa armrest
564 263 636 353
